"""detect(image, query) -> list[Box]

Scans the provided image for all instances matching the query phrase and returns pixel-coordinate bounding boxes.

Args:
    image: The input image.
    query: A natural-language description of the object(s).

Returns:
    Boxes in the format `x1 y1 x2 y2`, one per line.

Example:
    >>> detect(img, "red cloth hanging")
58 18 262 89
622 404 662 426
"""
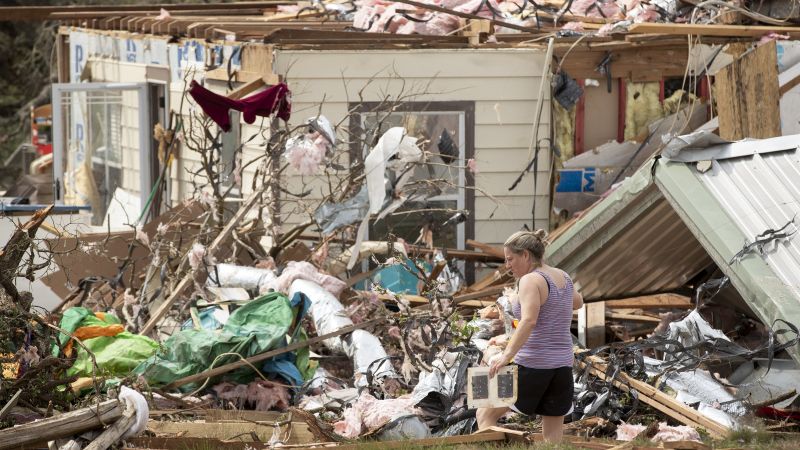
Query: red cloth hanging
188 80 291 131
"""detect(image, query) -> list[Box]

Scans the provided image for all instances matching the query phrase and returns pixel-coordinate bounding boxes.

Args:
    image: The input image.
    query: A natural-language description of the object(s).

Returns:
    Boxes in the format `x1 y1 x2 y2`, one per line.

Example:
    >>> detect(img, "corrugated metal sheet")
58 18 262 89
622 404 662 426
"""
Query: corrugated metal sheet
548 169 713 301
694 148 800 296
572 199 712 300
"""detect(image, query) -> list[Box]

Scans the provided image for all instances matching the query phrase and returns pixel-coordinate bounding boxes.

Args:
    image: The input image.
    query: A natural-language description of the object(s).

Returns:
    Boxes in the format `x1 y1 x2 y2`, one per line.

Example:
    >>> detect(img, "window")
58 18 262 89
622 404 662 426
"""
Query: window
350 102 475 269
52 83 154 226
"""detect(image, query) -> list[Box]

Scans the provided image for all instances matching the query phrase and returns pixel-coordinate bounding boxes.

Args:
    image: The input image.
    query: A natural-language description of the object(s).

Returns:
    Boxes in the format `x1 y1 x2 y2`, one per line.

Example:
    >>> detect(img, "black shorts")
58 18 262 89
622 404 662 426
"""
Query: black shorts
512 365 573 417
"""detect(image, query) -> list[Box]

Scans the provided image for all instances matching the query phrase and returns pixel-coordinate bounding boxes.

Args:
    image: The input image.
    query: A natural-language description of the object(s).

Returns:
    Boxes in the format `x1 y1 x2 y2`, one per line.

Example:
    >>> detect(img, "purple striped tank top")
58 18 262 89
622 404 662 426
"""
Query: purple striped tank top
512 269 575 369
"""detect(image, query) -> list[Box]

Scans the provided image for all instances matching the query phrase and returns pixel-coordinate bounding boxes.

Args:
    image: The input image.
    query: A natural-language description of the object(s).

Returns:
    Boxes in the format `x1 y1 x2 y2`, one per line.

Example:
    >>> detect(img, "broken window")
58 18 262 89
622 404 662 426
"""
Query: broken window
52 83 154 226
357 108 468 249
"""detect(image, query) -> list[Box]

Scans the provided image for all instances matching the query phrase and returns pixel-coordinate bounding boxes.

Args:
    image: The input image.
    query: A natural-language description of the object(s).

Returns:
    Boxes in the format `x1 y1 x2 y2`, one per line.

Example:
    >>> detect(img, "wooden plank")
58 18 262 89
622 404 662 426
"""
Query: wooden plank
467 268 512 293
580 356 729 438
779 60 800 95
332 430 507 450
125 437 252 450
605 294 692 309
715 41 781 140
466 239 505 259
375 292 429 305
453 285 507 304
585 301 606 348
607 312 662 323
147 420 315 444
165 317 384 389
406 245 503 263
0 2 291 21
0 400 122 450
628 23 800 37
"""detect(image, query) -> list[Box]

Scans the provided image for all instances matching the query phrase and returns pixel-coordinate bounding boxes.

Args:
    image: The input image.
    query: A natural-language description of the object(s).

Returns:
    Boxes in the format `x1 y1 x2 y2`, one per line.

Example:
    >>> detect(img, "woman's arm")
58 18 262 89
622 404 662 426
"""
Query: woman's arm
489 274 545 378
572 289 584 311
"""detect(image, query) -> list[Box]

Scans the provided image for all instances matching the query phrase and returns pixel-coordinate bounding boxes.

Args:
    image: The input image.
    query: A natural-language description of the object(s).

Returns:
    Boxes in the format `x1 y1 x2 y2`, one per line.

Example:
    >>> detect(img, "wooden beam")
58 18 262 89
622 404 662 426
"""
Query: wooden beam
165 317 384 389
628 22 800 38
607 312 662 323
466 239 505 259
715 40 781 140
0 400 122 450
146 420 315 444
331 431 507 450
585 301 606 348
389 0 536 33
579 356 729 438
604 294 692 309
406 245 503 263
466 268 512 293
0 2 291 21
452 285 507 304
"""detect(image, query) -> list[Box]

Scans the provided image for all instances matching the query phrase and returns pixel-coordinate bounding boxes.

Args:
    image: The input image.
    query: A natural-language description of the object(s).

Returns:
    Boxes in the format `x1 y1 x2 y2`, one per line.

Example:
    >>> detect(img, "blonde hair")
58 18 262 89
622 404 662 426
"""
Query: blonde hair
504 229 548 261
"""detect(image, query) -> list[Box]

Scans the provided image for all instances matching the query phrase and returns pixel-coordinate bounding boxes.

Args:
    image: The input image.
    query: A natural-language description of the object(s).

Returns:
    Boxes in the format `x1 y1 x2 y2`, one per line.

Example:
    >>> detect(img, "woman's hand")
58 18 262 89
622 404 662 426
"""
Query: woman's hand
489 352 511 378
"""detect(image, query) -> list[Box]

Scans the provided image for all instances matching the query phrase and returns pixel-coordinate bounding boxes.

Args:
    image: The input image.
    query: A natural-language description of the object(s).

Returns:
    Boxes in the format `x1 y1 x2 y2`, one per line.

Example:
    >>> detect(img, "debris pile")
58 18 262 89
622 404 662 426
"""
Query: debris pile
2 1 800 449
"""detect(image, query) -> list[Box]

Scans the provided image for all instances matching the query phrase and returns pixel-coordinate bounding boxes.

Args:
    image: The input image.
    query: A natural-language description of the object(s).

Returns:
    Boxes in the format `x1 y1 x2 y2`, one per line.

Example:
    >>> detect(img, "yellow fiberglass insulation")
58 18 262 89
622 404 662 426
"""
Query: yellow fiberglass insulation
553 101 575 165
624 81 663 141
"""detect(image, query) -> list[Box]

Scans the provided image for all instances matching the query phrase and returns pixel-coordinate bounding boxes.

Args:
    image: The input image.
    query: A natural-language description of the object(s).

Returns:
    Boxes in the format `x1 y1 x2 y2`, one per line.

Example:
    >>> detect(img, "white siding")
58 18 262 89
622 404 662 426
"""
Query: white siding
274 48 551 246
76 35 551 247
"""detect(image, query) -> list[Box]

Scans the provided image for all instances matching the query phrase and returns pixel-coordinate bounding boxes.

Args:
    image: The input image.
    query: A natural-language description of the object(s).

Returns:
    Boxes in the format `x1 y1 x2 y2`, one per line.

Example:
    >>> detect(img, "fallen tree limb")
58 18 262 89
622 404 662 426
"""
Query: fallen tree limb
0 399 122 450
165 317 385 389
0 204 53 305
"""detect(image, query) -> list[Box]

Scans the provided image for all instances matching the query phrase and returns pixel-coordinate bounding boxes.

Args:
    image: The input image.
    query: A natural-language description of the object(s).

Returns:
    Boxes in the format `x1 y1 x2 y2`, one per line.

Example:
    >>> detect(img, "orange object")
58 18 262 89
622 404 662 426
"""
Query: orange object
512 319 519 329
64 324 125 357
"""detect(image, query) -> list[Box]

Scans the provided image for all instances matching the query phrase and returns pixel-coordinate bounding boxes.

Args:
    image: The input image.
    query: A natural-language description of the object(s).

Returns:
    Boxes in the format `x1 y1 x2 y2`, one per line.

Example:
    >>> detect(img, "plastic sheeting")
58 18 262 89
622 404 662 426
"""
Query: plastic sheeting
134 292 309 390
56 307 159 378
364 127 423 215
207 263 276 293
289 279 397 385
315 186 369 235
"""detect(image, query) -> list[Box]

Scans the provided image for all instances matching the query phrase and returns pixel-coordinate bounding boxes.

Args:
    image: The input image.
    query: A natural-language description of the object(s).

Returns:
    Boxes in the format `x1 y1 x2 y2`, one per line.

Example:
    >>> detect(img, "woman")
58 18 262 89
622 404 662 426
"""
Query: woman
476 230 584 442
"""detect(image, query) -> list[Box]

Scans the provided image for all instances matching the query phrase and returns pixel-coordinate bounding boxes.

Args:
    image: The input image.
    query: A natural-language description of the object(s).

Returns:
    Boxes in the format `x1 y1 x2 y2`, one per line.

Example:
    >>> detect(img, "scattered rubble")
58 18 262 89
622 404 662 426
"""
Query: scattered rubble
1 0 800 449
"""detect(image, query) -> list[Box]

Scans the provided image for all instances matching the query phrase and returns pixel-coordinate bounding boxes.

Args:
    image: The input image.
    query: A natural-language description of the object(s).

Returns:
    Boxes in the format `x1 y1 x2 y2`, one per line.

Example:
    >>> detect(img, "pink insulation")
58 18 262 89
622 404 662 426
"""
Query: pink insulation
333 392 421 438
651 423 702 442
212 380 291 411
352 0 515 36
566 0 623 19
285 132 329 176
615 422 647 441
561 21 587 32
269 261 348 297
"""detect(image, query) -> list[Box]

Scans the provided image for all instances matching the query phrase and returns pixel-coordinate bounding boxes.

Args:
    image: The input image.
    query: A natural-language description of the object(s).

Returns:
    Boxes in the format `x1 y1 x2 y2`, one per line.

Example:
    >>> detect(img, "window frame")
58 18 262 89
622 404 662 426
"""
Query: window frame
348 101 476 282
52 82 153 215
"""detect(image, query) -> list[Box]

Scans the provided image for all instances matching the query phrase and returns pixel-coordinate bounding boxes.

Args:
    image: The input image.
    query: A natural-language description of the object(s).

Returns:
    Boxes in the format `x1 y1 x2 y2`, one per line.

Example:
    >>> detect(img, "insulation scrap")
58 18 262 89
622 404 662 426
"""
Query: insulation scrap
270 261 348 297
212 380 291 411
333 391 421 438
615 422 647 441
651 423 702 442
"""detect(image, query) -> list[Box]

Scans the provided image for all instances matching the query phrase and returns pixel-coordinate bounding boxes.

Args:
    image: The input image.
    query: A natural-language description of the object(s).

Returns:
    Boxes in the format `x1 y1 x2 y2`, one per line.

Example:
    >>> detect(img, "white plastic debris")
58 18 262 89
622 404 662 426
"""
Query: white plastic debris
207 263 277 293
118 386 149 438
289 279 398 385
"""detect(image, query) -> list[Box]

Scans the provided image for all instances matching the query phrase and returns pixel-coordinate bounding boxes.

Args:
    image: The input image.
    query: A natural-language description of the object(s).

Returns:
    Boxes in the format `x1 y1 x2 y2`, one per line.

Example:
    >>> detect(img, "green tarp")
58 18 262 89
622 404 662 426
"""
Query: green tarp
134 292 309 390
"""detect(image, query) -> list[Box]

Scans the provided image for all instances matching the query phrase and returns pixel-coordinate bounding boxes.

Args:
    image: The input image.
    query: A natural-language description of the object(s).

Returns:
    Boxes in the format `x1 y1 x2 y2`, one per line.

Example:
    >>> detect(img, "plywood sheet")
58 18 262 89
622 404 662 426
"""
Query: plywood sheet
715 40 781 140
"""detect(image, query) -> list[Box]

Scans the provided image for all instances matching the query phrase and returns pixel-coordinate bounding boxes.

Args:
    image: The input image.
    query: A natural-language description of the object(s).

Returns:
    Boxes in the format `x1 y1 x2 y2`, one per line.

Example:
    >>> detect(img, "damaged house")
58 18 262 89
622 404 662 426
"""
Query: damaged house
1 0 800 449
